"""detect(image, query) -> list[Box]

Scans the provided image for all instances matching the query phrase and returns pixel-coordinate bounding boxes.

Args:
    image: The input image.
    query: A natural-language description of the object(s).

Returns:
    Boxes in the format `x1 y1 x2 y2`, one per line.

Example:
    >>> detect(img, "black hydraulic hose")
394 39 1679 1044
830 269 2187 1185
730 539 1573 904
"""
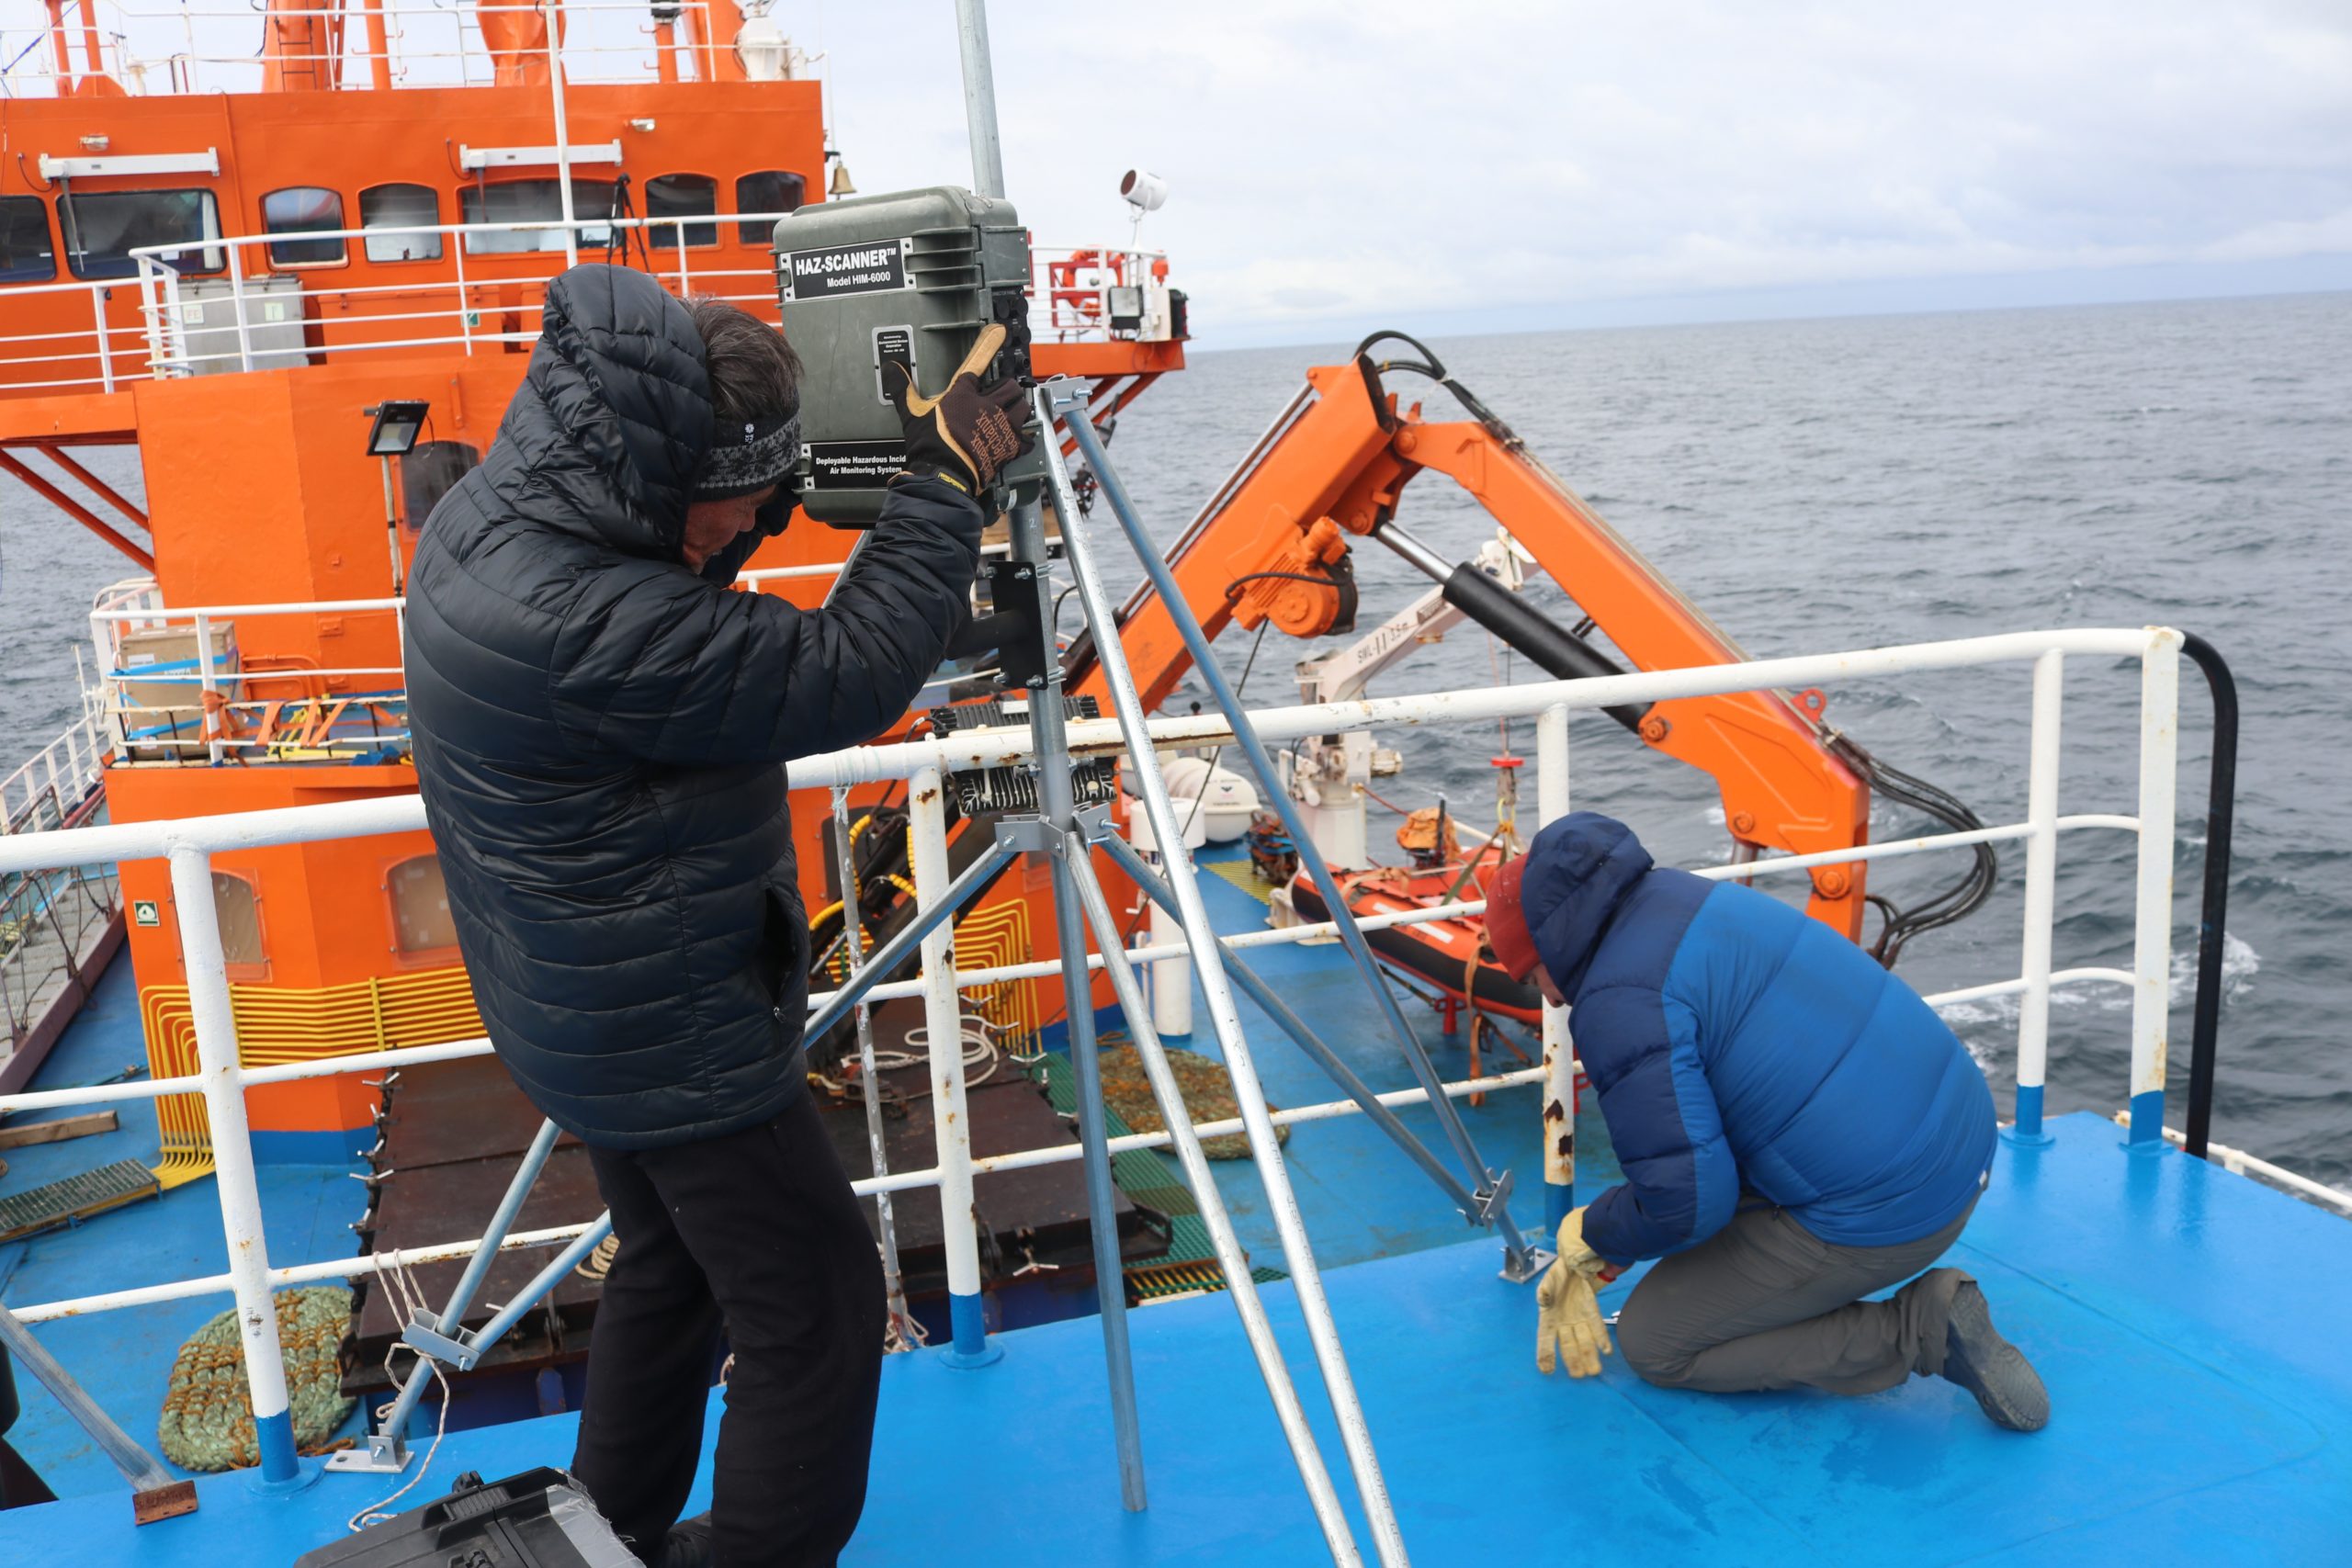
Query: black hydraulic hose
2180 633 2239 1162
1435 562 1651 733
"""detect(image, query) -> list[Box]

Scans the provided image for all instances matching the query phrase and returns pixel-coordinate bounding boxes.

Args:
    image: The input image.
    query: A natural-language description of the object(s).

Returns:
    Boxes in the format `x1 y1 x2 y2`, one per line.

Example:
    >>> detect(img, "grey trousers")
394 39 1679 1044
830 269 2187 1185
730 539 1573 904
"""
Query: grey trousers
1614 1195 1978 1395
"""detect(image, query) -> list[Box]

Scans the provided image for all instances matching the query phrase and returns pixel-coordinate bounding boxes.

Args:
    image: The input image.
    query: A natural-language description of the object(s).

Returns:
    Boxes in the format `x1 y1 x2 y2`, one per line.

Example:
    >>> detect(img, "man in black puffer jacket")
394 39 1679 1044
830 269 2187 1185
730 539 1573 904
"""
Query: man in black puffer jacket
404 265 1023 1567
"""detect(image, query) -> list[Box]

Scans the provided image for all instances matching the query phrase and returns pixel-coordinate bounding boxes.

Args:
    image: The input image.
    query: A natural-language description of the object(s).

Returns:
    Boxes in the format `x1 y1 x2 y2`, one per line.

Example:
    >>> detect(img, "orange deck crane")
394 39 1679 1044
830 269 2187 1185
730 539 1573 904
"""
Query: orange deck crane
1068 333 1990 944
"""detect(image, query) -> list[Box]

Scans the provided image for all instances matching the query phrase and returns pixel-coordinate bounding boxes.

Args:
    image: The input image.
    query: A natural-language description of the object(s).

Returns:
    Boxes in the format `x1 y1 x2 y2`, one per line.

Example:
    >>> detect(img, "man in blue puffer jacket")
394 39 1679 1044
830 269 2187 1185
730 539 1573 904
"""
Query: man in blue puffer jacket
1484 812 2048 1429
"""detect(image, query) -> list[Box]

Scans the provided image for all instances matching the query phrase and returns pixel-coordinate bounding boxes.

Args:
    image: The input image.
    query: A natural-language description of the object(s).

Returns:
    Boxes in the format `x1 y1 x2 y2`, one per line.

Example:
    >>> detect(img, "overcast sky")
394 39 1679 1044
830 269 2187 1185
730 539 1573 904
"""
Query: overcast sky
30 0 2352 348
825 0 2352 345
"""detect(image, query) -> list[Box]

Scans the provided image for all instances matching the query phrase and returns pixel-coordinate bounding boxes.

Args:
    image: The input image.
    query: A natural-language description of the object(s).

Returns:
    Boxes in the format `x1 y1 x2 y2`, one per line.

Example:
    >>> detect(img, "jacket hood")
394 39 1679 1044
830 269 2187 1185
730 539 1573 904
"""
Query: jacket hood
493 265 715 561
1520 812 1656 996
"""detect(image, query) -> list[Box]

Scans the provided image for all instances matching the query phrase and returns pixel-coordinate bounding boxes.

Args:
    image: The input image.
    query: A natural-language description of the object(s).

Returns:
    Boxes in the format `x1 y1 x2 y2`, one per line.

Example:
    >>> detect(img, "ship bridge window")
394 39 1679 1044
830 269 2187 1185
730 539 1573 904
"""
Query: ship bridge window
359 184 443 263
262 186 347 266
734 171 806 246
458 179 617 254
387 852 458 959
646 174 718 250
0 197 57 282
58 188 224 280
209 870 267 977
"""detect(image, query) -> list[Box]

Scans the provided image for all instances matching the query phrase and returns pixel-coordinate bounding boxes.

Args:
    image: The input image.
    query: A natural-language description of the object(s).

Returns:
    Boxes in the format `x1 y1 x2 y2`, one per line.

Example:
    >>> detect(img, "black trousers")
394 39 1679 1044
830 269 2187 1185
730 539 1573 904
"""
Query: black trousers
572 1094 884 1568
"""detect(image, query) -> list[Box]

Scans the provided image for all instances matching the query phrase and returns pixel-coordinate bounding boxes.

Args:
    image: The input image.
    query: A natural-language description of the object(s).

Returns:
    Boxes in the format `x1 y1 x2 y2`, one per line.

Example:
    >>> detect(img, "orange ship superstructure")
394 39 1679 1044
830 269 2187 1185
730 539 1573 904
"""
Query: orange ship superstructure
0 0 1188 1165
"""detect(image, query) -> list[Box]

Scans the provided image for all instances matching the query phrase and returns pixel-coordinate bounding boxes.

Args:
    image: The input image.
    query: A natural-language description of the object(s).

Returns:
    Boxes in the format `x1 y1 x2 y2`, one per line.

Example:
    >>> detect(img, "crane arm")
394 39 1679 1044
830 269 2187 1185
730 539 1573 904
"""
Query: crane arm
1068 358 1872 936
1389 416 1870 933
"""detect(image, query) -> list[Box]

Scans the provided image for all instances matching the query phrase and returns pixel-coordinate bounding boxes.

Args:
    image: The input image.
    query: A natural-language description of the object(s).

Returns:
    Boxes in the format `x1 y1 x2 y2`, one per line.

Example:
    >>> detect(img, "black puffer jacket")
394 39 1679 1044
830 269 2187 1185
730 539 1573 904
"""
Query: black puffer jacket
404 265 981 1149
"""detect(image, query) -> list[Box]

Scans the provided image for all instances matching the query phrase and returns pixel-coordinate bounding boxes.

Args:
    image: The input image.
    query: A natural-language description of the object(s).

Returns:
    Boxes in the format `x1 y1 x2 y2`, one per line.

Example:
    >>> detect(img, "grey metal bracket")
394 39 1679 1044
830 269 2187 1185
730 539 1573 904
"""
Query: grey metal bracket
328 1425 412 1475
399 1313 479 1371
990 814 1062 854
1502 1246 1557 1285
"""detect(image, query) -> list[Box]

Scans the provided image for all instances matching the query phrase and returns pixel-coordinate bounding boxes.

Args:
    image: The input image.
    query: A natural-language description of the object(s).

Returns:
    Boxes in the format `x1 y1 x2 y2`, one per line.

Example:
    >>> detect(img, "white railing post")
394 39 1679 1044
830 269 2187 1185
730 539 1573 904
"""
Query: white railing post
194 612 221 764
136 261 166 378
90 286 115 393
2128 629 2183 1147
453 238 474 355
162 265 190 377
547 1 581 271
2012 649 2064 1142
1535 702 1575 1228
223 243 255 373
673 221 691 293
165 843 305 1488
906 764 996 1365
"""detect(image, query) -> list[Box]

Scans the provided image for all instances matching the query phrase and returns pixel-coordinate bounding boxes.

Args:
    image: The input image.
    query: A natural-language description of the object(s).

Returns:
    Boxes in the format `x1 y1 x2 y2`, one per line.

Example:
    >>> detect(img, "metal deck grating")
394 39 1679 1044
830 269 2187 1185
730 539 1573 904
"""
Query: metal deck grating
1026 1056 1289 1301
0 1158 159 1244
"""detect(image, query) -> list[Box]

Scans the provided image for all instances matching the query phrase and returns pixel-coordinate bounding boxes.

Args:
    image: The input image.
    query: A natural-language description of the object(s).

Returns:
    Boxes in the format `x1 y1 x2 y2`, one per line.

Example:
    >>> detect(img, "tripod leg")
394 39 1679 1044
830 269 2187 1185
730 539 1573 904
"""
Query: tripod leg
801 835 1021 1044
1063 851 1366 1567
1035 403 1401 1568
1046 829 1148 1511
991 486 1147 1507
1098 829 1482 1217
1061 403 1532 1277
339 1116 564 1470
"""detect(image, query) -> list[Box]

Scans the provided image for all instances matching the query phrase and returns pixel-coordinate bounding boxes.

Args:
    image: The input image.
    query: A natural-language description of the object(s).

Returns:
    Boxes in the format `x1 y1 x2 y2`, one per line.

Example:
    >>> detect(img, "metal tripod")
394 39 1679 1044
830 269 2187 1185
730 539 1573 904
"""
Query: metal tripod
334 380 1555 1566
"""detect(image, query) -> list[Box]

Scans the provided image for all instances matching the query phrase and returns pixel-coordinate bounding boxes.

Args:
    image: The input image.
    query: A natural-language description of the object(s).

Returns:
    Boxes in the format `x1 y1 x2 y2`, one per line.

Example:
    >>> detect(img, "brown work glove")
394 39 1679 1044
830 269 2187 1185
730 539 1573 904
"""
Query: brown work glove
888 322 1035 496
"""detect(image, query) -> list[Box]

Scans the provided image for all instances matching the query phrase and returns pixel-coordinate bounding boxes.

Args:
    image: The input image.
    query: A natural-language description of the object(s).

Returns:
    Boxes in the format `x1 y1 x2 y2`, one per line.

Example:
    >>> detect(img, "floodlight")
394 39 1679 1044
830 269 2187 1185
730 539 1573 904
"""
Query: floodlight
1119 170 1169 214
363 400 431 458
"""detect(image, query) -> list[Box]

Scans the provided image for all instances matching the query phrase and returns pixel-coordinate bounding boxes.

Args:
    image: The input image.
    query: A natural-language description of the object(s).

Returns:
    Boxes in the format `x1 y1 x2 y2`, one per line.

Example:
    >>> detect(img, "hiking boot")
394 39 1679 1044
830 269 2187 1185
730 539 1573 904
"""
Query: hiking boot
1940 1280 2049 1431
656 1512 716 1568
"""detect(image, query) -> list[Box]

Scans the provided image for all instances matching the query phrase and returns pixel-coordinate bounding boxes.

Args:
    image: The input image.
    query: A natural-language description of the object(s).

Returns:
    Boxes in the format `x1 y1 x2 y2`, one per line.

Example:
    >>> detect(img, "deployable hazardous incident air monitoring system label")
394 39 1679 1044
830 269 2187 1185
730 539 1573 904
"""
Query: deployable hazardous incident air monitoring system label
773 186 1037 525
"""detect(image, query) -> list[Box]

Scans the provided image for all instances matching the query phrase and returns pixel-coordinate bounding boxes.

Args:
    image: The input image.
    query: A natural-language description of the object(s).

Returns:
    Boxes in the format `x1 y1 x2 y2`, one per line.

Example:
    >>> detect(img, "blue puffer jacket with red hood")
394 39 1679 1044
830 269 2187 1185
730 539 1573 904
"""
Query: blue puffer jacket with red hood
1510 813 1995 1264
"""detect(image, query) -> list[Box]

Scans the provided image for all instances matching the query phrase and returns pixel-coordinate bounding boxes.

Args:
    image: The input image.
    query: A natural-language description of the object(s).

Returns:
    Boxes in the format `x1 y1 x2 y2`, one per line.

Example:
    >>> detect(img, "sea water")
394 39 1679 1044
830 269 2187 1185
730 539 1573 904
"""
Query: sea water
2 290 2345 1183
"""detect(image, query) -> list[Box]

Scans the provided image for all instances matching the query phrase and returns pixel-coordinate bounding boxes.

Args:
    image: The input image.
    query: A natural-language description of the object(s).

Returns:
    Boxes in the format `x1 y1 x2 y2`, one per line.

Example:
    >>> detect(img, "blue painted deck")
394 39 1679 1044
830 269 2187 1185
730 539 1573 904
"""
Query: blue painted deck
3 1111 2348 1564
0 960 369 1496
1154 845 1612 1269
4 842 2347 1562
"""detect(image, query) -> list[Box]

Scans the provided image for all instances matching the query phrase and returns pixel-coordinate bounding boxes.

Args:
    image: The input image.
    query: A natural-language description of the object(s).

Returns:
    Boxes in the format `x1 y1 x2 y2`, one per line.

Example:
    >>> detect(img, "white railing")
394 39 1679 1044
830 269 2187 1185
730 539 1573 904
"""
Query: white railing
0 707 107 835
0 275 156 394
89 588 408 765
0 626 2199 1489
0 708 119 1049
82 570 854 766
5 224 1186 395
0 0 756 98
121 213 797 381
1031 244 1177 343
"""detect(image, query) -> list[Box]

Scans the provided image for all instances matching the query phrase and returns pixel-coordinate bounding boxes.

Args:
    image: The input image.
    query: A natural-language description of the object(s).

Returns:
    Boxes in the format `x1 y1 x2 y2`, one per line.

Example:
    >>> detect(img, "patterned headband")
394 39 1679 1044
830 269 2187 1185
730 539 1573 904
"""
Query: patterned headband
691 409 803 501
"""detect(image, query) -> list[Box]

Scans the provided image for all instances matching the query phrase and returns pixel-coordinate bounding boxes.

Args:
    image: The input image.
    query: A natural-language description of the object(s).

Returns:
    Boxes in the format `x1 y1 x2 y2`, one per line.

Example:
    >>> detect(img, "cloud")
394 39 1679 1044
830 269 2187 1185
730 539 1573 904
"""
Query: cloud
75 1 2352 344
949 0 2352 336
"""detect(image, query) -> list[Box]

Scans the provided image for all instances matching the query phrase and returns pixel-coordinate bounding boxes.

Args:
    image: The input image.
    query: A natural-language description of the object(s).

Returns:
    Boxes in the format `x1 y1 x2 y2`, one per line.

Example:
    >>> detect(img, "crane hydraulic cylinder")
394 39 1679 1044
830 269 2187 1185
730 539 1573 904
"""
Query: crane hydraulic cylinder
1371 522 1649 733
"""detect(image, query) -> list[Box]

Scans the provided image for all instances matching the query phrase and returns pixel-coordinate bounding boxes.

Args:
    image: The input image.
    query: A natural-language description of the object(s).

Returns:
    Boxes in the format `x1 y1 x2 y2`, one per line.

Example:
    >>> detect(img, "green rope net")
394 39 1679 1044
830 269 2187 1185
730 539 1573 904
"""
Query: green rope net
157 1284 357 1472
1093 1032 1289 1162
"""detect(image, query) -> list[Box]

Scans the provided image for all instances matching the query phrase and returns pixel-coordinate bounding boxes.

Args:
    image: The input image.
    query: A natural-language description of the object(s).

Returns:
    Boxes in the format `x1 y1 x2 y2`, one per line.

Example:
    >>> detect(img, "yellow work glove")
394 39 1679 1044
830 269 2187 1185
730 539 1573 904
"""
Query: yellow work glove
1535 1207 1614 1379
